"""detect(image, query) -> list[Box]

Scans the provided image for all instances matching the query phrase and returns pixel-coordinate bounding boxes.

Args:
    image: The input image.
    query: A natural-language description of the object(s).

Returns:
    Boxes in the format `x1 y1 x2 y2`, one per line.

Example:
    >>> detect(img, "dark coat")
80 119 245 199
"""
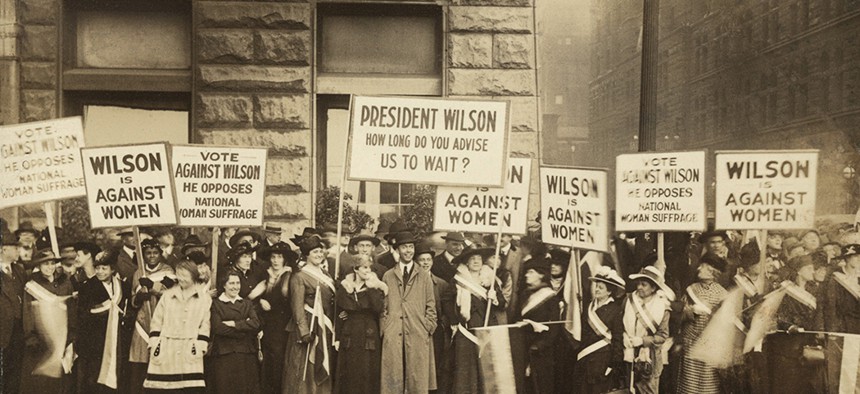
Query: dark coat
515 286 560 394
431 252 457 283
335 279 384 394
116 247 137 282
375 250 397 271
210 297 261 356
76 276 129 360
822 270 860 334
576 299 624 391
0 262 26 348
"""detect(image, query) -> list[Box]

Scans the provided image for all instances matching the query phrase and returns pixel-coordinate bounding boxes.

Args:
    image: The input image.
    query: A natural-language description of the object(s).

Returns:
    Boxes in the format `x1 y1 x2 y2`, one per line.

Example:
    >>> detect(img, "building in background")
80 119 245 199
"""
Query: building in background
589 0 860 215
0 0 541 234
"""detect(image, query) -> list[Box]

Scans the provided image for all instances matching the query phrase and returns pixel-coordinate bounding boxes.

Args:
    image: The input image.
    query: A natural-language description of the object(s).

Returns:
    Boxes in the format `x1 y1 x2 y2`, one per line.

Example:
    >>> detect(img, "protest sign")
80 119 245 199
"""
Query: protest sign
81 142 177 228
616 151 706 232
172 145 267 227
540 166 609 252
347 96 509 187
0 117 86 208
434 157 531 235
715 150 818 230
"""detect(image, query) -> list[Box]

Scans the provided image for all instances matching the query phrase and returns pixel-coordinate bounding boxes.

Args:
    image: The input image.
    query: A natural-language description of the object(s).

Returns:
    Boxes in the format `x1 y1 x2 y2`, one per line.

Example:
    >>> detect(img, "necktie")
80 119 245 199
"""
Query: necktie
403 266 411 285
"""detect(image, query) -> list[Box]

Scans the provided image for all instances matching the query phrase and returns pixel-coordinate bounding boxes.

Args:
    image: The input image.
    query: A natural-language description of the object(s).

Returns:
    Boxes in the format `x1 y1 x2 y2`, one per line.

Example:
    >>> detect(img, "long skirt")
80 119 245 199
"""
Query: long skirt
212 353 260 394
144 338 206 390
677 353 720 394
450 332 482 394
282 331 332 394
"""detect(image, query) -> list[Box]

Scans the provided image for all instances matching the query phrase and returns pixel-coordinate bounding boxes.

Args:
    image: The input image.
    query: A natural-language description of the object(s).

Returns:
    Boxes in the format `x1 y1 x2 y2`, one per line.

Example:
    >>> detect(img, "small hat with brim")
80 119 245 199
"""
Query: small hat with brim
629 265 675 300
522 256 552 283
298 236 325 257
414 243 435 259
441 232 467 243
229 230 261 248
349 234 380 248
384 220 409 243
259 242 298 265
227 241 258 263
451 247 496 266
31 249 62 265
699 252 728 272
589 266 626 289
181 235 211 254
392 231 419 248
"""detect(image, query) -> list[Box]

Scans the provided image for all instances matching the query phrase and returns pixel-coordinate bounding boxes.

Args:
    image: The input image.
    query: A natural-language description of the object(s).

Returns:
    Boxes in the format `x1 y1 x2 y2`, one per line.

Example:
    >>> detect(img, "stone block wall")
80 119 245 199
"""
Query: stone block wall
194 1 313 235
447 1 540 224
18 0 58 123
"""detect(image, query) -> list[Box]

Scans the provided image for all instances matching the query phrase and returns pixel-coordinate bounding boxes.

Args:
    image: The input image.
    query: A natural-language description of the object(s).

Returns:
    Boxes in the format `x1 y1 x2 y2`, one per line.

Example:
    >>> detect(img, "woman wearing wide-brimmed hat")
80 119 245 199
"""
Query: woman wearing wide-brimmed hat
283 236 335 394
445 247 506 394
623 265 672 394
677 253 728 394
251 242 297 394
572 265 626 394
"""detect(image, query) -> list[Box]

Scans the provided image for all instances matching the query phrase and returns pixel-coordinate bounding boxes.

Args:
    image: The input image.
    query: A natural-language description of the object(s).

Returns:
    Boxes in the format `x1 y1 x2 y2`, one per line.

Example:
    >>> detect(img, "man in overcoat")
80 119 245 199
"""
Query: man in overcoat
381 232 438 394
1 233 26 394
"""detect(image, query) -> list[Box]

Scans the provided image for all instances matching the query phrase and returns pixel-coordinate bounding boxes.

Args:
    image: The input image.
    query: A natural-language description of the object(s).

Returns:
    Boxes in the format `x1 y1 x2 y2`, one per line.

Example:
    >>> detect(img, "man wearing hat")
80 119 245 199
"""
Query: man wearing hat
181 234 211 258
375 219 409 270
431 231 467 282
349 233 388 277
572 265 626 394
77 251 130 393
261 224 282 248
380 231 438 394
677 253 728 394
14 222 39 248
115 227 140 282
373 221 392 257
1 229 27 394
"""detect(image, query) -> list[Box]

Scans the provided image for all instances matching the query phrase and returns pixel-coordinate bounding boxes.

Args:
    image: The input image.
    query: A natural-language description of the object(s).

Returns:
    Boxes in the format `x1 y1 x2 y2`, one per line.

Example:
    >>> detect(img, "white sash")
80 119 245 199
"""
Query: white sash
97 276 123 389
833 272 860 301
686 285 712 315
454 274 488 300
577 299 613 360
302 267 336 293
458 323 479 345
304 304 334 333
25 281 70 311
733 274 758 298
784 282 817 310
630 294 658 334
520 287 556 317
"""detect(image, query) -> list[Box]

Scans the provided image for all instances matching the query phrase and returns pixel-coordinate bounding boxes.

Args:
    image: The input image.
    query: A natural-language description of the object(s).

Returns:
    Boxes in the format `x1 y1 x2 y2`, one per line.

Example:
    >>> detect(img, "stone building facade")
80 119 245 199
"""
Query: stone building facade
589 0 860 215
0 0 541 234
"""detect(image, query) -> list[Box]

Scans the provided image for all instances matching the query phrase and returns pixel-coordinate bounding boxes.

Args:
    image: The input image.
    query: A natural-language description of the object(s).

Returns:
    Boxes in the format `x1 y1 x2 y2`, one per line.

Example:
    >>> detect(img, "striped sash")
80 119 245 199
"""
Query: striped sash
630 294 658 335
520 287 556 317
97 276 123 389
455 274 488 300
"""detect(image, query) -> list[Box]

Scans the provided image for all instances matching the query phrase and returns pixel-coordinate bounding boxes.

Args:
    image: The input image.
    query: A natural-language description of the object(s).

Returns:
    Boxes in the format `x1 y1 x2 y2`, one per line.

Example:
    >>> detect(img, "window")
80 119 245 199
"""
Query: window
314 1 443 223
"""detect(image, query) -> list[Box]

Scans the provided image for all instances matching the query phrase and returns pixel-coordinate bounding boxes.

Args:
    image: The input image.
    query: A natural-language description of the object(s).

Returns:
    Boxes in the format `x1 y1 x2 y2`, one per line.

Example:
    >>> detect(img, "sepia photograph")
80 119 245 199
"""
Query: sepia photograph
0 0 859 393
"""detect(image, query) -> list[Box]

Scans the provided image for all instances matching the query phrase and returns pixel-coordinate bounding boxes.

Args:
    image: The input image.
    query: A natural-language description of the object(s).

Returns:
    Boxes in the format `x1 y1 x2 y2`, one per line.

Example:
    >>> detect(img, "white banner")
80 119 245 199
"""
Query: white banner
347 96 509 187
0 117 86 208
172 145 267 227
540 166 609 252
715 150 818 230
616 151 706 232
81 143 177 228
434 157 531 235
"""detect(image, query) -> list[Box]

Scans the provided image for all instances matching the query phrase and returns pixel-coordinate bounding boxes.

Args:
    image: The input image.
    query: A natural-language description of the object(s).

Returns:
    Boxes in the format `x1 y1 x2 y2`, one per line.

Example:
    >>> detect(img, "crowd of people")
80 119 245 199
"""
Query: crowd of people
0 218 858 394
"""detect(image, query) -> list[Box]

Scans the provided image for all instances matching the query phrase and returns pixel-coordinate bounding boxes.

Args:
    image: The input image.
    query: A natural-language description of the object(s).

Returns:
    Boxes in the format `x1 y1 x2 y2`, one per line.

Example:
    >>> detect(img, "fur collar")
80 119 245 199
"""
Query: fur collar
341 272 389 296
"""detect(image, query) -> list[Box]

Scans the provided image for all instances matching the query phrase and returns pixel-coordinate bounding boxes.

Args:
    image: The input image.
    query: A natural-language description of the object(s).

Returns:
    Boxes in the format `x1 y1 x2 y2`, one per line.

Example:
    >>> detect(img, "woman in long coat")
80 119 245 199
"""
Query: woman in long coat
768 255 824 393
211 271 262 394
677 253 728 394
445 248 506 394
573 266 626 394
22 251 75 393
334 254 387 394
514 257 560 394
250 242 296 394
623 266 672 394
283 237 336 394
144 261 212 392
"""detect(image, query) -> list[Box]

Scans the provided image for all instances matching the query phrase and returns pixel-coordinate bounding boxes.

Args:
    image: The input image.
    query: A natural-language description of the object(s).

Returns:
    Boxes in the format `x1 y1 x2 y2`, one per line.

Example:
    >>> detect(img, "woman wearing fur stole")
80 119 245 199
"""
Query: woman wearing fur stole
334 254 388 394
